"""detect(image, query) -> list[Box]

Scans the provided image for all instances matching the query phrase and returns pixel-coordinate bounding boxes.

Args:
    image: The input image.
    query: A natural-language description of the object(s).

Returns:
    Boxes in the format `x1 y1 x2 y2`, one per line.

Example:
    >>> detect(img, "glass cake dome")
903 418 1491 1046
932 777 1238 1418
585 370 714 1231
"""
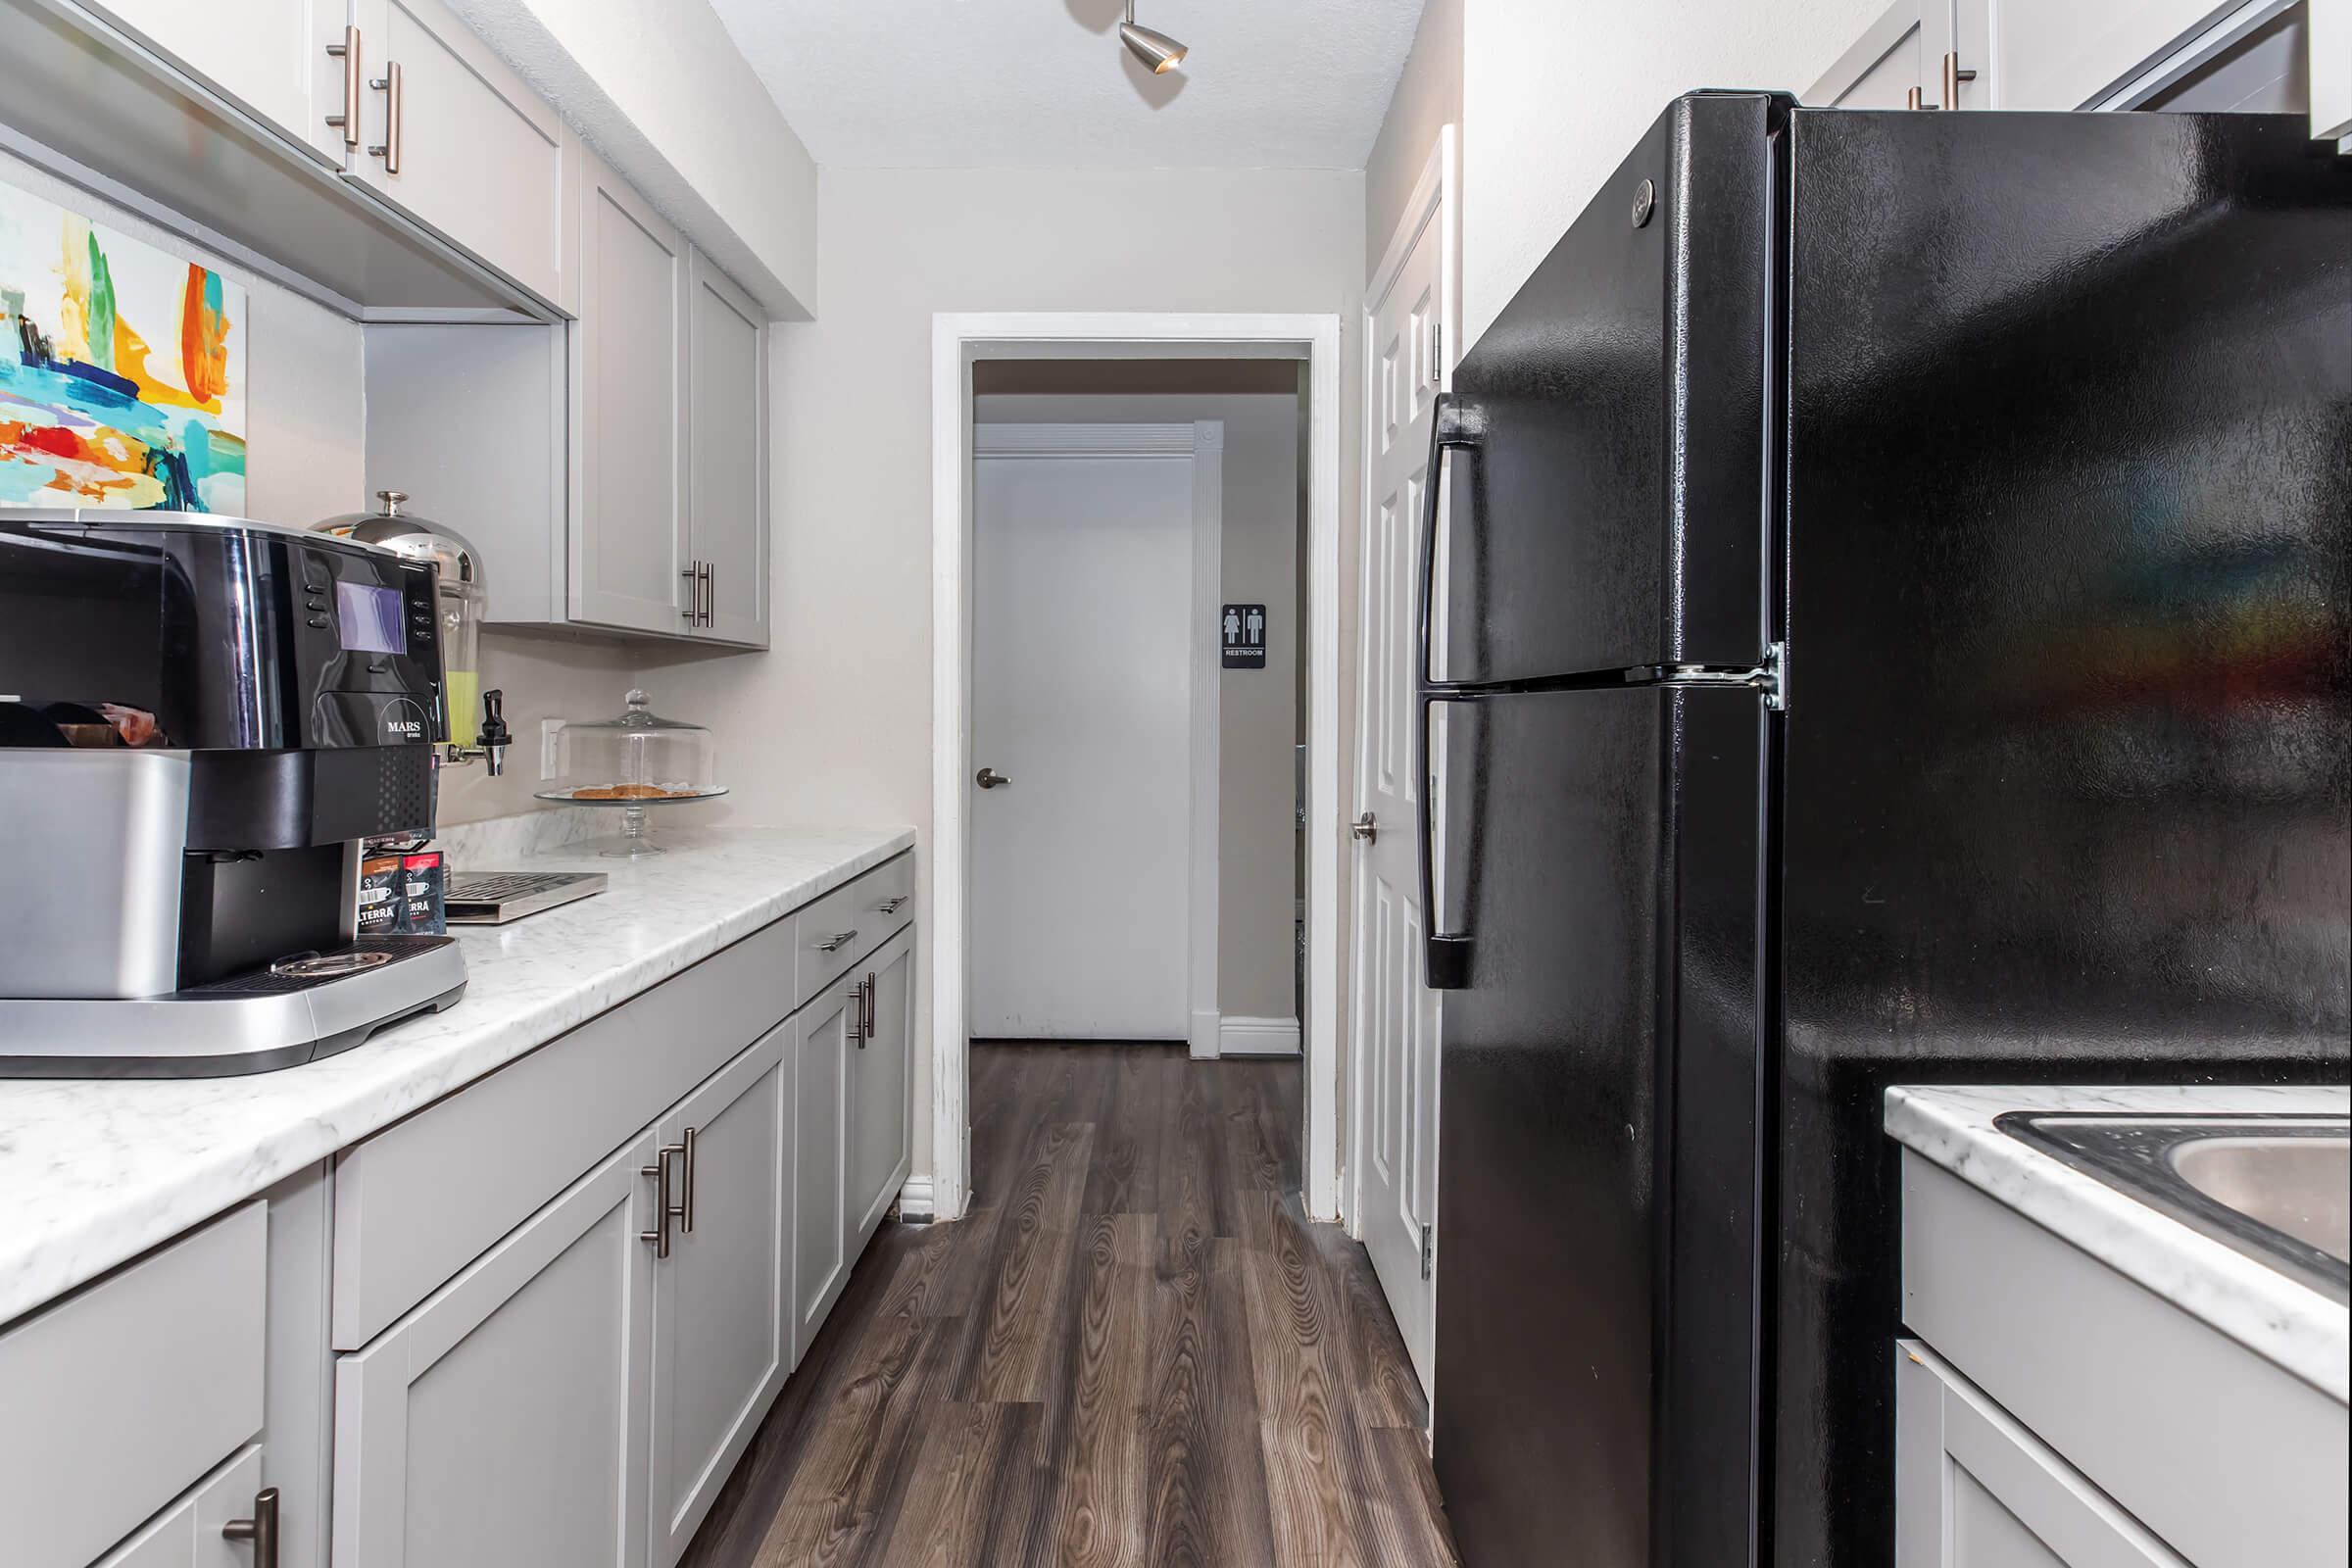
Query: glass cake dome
536 689 725 856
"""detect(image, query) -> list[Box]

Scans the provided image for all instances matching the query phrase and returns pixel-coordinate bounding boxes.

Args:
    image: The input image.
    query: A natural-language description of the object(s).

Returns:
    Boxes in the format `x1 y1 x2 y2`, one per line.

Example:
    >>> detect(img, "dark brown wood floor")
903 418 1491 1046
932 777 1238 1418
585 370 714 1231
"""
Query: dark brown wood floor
679 1042 1459 1568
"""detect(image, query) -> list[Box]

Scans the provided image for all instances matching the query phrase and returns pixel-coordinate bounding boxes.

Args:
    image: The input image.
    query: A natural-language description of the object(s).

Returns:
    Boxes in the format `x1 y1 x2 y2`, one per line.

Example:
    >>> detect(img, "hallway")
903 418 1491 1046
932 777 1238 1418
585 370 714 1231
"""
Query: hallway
678 1043 1459 1568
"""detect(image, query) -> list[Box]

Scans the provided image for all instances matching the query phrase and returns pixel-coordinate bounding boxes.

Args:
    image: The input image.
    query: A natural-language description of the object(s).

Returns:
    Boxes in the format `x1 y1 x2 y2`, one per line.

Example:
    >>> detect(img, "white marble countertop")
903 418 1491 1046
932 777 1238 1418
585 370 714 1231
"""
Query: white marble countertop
0 816 915 1327
1886 1084 2350 1402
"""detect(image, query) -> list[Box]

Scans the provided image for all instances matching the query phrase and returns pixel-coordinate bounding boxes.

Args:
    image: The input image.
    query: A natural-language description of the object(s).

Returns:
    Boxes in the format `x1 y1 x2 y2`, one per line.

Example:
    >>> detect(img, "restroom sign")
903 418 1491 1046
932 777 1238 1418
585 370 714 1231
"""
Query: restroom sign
1221 604 1267 670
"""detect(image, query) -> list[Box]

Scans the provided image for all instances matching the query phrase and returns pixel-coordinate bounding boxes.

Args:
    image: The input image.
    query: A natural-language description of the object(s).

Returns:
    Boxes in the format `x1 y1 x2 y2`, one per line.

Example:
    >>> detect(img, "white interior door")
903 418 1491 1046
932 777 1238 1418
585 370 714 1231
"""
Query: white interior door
971 426 1200 1040
1353 170 1449 1395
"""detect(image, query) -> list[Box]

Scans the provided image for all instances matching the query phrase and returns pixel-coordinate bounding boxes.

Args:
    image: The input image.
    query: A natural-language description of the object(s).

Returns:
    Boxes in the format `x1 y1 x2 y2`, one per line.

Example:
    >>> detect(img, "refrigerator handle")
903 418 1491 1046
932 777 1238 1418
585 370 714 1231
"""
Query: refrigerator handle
1416 392 1483 990
1417 691 1475 990
1417 392 1485 690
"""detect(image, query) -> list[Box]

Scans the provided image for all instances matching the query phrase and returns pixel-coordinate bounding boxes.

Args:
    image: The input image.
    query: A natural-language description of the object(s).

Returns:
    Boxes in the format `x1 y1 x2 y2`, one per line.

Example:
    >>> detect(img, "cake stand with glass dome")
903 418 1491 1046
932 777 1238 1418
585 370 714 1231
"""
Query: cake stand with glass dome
536 689 725 857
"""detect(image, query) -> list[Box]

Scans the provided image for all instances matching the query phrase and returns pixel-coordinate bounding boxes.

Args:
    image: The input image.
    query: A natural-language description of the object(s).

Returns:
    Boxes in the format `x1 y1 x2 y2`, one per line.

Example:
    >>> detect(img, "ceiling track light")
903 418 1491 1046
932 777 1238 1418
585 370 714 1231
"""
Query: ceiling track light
1119 0 1187 74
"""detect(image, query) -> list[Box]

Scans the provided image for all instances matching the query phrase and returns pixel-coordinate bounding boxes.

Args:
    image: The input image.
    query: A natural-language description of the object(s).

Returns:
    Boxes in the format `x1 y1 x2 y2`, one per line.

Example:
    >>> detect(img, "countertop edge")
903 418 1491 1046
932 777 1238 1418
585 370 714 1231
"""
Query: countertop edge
0 825 916 1328
1885 1083 2350 1404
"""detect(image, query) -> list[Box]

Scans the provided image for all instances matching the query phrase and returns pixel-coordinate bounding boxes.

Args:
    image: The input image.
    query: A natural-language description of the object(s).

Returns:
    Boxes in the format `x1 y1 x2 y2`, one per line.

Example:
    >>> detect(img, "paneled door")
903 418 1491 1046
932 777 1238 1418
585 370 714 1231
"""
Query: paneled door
333 1130 655 1568
792 975 856 1350
649 1027 790 1568
1351 142 1451 1396
686 250 769 647
846 927 915 1244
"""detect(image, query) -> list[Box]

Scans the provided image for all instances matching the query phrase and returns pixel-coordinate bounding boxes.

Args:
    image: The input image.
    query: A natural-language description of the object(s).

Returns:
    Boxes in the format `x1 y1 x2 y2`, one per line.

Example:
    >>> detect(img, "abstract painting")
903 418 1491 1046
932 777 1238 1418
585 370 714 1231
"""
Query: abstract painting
1 179 246 514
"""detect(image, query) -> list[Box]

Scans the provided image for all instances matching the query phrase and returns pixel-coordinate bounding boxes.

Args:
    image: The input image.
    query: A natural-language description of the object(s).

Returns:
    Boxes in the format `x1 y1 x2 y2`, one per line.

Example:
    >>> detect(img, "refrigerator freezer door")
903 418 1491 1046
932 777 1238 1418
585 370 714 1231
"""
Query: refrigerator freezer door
1775 108 2352 1568
1437 92 1781 686
1431 684 1767 1568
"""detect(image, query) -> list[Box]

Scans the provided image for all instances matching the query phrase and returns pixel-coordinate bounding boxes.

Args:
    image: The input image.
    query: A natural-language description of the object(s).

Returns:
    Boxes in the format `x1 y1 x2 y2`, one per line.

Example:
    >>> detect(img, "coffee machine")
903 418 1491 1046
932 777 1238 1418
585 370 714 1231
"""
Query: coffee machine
0 510 468 1075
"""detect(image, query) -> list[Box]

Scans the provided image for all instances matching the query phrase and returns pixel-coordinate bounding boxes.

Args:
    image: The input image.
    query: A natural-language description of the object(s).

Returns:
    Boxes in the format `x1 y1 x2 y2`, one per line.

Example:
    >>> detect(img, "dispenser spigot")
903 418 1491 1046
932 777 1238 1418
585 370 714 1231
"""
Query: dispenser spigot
444 689 512 777
475 689 511 778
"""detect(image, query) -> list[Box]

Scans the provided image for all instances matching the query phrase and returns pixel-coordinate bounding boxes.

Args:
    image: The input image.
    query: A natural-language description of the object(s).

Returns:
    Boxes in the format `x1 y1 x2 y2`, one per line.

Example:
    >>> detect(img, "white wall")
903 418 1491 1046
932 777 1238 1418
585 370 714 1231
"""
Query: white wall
450 0 819 318
976 386 1302 1025
656 164 1364 1179
1461 0 1885 339
1364 0 1463 270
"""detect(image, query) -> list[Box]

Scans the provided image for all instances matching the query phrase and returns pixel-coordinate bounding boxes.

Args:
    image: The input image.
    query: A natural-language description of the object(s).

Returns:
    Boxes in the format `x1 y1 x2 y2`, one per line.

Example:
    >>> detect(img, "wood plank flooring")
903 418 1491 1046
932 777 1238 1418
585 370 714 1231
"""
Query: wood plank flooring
679 1043 1458 1568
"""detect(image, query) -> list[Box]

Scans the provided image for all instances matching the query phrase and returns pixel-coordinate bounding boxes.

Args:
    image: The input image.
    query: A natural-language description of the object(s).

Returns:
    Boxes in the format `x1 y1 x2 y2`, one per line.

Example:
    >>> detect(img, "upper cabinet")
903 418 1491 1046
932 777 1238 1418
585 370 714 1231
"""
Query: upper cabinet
77 0 347 168
346 0 569 306
1812 0 2345 135
688 253 771 647
571 160 694 637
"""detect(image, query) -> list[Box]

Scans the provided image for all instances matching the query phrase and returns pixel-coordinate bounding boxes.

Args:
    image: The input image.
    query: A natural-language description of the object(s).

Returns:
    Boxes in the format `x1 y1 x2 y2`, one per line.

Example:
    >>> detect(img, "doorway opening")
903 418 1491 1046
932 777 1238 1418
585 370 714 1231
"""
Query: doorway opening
928 314 1344 1225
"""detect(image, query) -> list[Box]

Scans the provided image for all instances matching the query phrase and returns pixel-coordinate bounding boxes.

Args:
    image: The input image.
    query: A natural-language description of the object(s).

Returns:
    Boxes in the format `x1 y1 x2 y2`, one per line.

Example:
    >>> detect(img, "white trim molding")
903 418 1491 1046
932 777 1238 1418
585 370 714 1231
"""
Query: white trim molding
895 1177 936 1221
931 311 1347 1224
1220 1016 1302 1057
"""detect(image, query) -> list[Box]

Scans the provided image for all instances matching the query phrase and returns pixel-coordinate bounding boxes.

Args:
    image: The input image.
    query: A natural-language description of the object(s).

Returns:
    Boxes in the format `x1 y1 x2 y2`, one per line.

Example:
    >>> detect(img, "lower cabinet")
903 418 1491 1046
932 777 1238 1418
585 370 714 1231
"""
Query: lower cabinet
1896 1342 2186 1568
791 974 855 1351
848 928 916 1245
333 1133 657 1568
648 1026 791 1568
93 1446 266 1568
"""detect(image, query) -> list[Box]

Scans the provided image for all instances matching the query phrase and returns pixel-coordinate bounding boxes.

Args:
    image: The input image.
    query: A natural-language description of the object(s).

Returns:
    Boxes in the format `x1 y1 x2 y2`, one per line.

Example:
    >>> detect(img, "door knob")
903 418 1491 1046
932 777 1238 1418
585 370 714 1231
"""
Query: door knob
976 767 1011 790
1351 810 1378 842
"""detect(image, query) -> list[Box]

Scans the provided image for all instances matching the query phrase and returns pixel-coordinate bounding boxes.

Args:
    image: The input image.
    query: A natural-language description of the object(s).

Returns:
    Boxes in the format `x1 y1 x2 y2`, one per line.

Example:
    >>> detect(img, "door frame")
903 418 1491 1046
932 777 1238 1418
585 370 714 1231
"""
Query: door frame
969 419 1225 1048
929 312 1345 1223
1352 130 1458 1241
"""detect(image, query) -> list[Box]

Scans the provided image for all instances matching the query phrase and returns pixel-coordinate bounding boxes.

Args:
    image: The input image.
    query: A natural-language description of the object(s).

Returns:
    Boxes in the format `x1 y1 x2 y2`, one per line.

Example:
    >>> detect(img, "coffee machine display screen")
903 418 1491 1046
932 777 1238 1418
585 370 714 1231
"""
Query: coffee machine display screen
335 581 409 655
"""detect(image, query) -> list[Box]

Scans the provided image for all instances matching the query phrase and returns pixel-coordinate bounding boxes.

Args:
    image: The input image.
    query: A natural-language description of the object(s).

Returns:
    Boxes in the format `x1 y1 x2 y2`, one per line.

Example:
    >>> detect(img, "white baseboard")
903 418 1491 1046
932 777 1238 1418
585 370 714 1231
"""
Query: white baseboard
1219 1015 1302 1056
1189 1007 1221 1060
896 1176 935 1220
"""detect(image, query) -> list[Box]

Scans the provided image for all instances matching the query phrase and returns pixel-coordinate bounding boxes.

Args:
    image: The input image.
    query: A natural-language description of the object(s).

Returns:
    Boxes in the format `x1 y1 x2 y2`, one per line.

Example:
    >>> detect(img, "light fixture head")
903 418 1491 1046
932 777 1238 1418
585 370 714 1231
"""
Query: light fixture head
1119 5 1187 74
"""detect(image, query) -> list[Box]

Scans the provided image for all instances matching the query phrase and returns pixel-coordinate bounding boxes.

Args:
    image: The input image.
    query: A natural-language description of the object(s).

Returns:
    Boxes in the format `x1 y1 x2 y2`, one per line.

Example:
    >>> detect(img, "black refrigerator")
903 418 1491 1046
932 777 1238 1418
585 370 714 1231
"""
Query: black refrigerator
1423 94 2350 1568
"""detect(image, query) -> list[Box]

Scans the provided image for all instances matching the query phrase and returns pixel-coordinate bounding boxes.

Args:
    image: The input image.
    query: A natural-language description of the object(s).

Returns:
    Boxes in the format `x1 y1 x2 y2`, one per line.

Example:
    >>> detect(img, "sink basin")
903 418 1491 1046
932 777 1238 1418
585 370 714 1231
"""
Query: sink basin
2171 1135 2351 1262
1997 1113 2351 1300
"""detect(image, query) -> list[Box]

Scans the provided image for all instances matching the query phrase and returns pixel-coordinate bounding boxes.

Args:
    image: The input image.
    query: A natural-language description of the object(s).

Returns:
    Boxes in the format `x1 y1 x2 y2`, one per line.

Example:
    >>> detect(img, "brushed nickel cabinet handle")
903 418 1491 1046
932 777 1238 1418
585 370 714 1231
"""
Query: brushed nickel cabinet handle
699 562 714 626
862 972 877 1042
368 60 402 172
876 896 909 915
223 1486 280 1567
815 928 859 954
680 561 700 622
641 1143 683 1257
679 1125 698 1234
324 26 360 146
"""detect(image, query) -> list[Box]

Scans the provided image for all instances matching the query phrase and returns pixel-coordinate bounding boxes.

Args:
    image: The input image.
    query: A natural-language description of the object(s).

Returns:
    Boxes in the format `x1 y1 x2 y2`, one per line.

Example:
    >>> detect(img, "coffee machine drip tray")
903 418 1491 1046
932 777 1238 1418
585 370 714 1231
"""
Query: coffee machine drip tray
0 936 467 1078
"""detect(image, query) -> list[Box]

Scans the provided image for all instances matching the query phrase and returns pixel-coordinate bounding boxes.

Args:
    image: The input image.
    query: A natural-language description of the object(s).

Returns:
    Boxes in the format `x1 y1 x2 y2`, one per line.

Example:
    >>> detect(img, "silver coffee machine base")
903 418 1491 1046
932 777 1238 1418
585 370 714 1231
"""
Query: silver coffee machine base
0 936 468 1078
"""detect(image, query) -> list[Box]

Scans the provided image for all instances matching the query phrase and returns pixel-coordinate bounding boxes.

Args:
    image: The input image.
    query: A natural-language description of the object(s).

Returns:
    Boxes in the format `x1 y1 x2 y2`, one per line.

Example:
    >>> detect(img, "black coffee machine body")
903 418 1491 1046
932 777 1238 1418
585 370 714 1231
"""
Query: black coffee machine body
0 510 467 1075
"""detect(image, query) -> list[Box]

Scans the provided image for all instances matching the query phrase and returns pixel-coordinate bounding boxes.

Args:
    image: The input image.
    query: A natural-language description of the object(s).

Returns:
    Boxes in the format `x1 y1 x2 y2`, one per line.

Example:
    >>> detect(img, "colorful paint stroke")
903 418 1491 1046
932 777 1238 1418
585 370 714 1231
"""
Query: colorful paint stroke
1 179 247 514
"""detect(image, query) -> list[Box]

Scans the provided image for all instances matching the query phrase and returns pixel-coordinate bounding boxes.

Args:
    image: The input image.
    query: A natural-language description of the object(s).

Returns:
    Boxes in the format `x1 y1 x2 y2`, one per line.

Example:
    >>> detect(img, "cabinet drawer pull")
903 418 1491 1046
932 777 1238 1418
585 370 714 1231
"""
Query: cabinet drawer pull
815 928 859 954
679 1125 698 1235
680 561 702 623
699 562 714 626
876 896 909 915
324 26 360 147
862 972 877 1042
223 1487 280 1568
367 61 402 173
640 1143 684 1257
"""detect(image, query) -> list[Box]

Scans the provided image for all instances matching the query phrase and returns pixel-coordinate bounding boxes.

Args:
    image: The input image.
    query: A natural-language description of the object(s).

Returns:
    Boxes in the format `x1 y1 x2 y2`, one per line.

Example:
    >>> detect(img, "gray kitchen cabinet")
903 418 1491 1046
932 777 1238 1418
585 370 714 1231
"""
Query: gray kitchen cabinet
1896 1342 2187 1568
649 1027 792 1568
76 0 348 167
332 1131 655 1568
344 0 568 304
792 974 857 1353
91 1446 268 1568
569 155 694 638
1808 0 1931 107
686 250 771 647
0 1203 267 1568
847 928 916 1247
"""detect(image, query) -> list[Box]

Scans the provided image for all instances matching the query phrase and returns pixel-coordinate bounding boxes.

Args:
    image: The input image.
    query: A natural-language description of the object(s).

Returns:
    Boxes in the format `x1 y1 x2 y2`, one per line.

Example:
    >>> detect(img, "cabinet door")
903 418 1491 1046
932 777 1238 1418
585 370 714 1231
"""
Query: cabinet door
687 250 769 648
649 1029 790 1568
1895 1342 2187 1568
571 159 692 637
347 0 566 301
334 1131 655 1568
792 979 855 1355
1808 0 1929 107
1947 0 2281 111
846 928 915 1247
93 1446 264 1568
82 0 340 166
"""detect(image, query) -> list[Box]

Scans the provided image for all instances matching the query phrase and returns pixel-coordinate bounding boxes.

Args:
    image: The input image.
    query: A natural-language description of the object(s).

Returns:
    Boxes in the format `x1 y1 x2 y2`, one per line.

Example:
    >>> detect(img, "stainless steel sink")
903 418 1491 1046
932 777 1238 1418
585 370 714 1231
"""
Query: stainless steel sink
1997 1113 2351 1300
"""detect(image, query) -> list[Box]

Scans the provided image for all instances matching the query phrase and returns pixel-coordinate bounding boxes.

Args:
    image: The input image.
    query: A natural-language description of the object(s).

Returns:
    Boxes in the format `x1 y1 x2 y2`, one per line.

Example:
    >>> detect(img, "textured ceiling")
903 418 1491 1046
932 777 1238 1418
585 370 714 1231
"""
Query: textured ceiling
707 0 1427 169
